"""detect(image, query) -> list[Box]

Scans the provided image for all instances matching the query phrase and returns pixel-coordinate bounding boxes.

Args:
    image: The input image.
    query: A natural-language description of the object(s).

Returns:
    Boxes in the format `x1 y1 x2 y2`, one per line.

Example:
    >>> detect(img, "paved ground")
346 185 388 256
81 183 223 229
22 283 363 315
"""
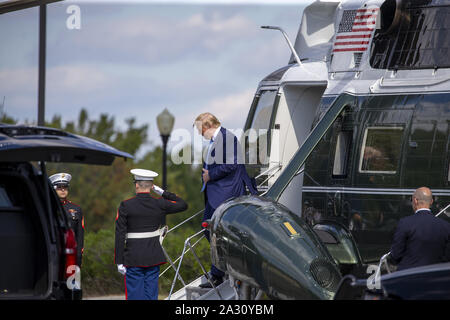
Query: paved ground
84 295 125 300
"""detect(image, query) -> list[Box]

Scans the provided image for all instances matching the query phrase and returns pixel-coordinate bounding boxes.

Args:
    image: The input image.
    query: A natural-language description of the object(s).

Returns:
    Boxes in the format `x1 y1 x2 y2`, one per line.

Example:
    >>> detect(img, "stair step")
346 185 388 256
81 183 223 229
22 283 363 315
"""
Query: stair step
166 276 236 300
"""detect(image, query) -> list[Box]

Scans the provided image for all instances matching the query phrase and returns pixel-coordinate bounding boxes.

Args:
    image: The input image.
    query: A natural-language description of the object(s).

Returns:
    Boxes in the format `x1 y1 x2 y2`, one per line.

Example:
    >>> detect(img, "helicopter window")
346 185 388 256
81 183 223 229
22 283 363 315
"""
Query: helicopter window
359 127 403 174
332 131 352 177
370 2 450 70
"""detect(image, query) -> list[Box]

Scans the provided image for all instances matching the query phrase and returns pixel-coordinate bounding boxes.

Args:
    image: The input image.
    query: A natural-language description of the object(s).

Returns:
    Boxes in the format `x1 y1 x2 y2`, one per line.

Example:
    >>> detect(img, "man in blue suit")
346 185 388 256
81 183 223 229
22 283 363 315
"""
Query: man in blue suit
390 187 450 271
194 112 258 288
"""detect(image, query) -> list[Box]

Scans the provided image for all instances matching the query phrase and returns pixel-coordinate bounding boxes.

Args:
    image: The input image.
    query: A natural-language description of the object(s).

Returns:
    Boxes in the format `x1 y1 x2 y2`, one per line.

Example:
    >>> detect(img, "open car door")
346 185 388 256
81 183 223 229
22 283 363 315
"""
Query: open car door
0 124 133 164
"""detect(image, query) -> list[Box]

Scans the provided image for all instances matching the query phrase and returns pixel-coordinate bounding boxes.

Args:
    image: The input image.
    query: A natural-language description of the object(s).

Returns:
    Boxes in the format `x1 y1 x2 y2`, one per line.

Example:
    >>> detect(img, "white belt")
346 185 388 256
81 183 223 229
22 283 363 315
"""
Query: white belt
126 231 159 239
126 226 168 244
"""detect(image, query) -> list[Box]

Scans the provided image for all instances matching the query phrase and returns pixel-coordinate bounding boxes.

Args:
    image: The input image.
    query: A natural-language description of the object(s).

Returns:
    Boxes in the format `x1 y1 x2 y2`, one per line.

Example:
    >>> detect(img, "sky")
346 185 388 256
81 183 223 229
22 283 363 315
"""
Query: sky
0 0 312 156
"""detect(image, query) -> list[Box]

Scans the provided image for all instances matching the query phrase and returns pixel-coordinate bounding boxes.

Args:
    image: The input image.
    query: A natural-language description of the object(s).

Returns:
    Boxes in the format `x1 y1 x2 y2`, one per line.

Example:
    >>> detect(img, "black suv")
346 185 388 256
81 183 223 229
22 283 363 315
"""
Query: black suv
0 124 132 299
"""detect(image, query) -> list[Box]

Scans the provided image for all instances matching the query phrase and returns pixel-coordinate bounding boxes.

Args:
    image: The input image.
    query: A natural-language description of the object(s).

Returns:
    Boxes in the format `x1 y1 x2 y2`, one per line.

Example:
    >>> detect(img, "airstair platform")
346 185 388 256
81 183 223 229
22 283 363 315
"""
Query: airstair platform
166 275 236 300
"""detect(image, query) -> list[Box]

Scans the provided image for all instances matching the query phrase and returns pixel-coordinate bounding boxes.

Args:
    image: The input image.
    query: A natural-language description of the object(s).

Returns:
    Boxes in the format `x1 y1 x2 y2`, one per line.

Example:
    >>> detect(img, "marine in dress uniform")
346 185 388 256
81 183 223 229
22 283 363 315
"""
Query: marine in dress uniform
115 169 188 300
49 173 85 267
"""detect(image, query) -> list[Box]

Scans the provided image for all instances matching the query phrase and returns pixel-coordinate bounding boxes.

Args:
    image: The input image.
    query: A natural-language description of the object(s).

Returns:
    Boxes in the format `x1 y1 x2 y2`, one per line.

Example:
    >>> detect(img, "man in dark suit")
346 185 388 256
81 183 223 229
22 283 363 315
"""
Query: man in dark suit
194 112 257 288
390 187 450 271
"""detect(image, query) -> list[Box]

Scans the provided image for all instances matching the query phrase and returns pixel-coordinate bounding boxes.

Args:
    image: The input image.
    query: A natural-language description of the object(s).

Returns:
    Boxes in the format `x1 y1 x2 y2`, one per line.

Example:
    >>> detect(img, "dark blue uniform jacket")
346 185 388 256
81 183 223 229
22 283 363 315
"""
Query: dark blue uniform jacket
115 191 187 267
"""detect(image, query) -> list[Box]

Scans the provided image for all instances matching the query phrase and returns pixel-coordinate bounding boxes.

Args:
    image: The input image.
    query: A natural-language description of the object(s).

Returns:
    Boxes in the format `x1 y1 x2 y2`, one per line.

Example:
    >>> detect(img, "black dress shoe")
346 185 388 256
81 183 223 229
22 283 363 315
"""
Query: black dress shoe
199 276 223 288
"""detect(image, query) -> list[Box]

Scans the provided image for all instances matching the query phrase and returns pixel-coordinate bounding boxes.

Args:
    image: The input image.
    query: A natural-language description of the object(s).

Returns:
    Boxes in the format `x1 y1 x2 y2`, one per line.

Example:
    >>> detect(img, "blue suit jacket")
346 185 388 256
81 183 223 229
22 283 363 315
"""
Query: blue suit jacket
203 127 257 209
390 209 450 271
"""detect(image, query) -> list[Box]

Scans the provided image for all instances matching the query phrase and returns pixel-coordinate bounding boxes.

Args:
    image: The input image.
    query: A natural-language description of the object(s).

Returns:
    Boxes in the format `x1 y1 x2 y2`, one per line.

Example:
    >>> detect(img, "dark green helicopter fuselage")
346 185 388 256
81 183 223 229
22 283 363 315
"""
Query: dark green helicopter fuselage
208 0 450 300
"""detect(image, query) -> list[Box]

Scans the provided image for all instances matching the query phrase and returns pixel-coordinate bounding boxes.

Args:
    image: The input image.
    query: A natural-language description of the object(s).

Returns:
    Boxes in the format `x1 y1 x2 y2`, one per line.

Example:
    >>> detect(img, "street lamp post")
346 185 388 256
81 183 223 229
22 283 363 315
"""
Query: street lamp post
156 108 175 190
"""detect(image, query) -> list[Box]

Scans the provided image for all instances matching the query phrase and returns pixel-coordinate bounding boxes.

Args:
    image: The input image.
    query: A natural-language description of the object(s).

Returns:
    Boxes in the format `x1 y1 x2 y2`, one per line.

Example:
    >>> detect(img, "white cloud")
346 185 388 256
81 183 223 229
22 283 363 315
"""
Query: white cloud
47 65 111 93
175 88 254 132
63 9 257 65
69 0 313 4
206 88 254 128
0 67 37 89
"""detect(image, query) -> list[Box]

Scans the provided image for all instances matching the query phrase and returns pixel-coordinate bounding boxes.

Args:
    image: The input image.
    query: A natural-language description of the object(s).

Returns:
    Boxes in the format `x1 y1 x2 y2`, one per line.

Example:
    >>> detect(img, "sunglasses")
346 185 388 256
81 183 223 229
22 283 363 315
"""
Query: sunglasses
54 184 69 190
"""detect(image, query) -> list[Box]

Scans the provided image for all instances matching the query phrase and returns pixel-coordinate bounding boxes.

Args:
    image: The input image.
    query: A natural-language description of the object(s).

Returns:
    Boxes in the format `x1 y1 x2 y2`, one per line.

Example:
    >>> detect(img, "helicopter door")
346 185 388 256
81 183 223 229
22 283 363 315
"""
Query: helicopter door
328 108 354 219
243 90 280 192
350 101 410 263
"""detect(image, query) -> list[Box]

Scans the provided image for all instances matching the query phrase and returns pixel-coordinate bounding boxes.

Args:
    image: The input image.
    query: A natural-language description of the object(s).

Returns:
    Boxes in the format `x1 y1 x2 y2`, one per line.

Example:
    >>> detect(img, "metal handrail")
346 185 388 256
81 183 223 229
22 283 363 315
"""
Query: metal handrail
166 163 281 238
167 208 204 234
161 169 284 299
159 234 204 278
436 203 450 217
160 246 187 287
168 229 205 299
254 164 281 180
167 229 223 300
258 166 282 186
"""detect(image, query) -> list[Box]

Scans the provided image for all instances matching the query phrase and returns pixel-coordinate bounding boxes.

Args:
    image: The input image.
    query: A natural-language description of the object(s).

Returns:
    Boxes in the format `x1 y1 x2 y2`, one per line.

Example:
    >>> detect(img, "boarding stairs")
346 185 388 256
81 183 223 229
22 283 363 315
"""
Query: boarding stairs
161 166 281 300
160 211 238 300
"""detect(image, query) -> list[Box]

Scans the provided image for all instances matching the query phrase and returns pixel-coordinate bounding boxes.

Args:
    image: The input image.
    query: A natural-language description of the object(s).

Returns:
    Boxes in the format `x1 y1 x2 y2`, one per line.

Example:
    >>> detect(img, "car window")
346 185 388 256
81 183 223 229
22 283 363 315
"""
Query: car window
0 186 13 207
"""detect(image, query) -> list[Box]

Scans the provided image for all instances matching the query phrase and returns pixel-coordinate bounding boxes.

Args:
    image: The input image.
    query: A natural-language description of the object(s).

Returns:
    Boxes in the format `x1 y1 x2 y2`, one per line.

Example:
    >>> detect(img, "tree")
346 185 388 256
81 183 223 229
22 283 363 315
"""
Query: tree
3 109 210 296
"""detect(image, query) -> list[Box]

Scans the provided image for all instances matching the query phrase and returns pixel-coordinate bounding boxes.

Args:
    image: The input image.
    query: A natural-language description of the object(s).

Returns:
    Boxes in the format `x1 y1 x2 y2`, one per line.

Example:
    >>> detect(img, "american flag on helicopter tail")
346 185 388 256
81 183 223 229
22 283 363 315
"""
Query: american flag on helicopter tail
333 8 379 53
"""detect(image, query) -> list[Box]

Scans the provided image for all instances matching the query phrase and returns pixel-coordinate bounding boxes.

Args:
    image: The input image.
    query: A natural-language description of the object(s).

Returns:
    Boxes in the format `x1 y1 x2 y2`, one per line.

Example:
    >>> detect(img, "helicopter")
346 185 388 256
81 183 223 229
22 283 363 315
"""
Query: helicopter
205 0 450 300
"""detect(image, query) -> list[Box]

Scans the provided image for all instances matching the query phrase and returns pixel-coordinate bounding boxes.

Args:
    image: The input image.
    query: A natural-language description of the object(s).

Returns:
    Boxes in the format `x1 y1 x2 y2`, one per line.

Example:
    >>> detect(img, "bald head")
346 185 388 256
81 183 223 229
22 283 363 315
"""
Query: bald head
412 187 433 211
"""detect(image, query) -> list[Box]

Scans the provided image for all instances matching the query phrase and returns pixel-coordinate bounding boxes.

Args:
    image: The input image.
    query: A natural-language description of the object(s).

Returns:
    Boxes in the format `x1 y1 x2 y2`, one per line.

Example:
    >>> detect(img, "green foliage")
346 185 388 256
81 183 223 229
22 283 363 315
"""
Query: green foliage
81 227 125 296
42 109 208 296
3 109 211 296
0 113 16 124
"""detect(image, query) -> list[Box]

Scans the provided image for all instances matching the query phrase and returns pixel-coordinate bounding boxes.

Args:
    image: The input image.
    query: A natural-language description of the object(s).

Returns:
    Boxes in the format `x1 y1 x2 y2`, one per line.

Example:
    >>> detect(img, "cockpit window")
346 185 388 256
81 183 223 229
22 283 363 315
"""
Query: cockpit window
359 127 403 174
250 90 277 131
246 90 279 165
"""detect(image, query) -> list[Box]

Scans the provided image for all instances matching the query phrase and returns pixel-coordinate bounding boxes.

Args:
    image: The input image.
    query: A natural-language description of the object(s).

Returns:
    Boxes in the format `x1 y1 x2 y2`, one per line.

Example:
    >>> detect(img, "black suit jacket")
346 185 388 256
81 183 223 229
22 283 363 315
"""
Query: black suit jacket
203 127 257 209
390 209 450 271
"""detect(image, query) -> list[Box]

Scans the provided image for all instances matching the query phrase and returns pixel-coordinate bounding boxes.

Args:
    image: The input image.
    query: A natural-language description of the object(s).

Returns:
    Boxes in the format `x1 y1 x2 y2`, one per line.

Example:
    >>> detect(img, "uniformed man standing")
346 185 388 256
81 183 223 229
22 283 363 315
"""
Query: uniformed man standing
115 169 188 300
50 173 85 267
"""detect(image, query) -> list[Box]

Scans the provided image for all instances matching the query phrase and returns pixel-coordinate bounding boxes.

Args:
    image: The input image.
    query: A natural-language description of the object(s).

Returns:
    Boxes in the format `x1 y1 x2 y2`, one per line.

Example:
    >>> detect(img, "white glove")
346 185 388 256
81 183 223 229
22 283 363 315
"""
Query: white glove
152 185 164 196
117 264 126 275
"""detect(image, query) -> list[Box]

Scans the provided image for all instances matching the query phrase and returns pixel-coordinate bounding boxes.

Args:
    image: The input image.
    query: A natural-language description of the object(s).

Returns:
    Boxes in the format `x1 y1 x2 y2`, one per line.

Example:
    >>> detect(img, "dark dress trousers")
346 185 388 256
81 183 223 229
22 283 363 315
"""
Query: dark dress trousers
62 200 84 267
390 209 450 271
114 191 188 267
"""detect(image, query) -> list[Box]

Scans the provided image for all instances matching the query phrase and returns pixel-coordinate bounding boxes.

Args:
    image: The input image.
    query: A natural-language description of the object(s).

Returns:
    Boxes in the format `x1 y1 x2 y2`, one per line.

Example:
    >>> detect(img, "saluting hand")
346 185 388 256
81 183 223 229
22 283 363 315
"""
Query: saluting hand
152 184 164 196
202 169 210 184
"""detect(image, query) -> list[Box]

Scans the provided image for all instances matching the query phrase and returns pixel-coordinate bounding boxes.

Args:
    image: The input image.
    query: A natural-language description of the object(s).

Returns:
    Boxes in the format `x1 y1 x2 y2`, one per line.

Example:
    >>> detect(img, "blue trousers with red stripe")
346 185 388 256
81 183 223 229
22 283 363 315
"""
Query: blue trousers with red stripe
125 266 160 300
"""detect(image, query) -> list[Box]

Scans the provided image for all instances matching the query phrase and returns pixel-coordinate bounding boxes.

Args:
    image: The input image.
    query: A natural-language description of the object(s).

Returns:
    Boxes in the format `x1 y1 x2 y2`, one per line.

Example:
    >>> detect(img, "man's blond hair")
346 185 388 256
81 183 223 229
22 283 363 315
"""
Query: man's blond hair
194 112 221 129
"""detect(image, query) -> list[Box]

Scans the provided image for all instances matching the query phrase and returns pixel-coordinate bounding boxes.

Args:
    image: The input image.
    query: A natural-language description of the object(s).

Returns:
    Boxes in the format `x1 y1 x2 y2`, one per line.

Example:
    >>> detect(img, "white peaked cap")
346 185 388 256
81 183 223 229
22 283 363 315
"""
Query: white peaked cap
130 169 158 181
49 173 72 185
